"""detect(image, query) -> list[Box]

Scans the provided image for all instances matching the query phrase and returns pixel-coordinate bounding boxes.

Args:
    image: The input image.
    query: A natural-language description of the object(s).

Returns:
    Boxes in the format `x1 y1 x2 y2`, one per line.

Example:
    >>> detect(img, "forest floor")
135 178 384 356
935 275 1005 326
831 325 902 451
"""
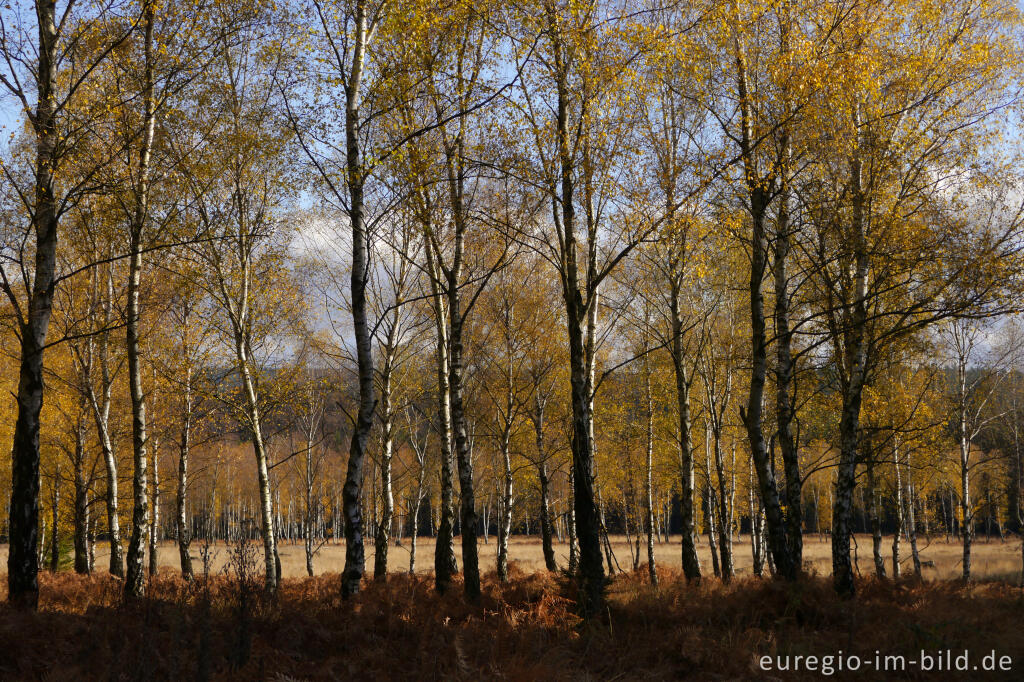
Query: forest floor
0 536 1023 679
2 533 1017 581
0 559 1023 680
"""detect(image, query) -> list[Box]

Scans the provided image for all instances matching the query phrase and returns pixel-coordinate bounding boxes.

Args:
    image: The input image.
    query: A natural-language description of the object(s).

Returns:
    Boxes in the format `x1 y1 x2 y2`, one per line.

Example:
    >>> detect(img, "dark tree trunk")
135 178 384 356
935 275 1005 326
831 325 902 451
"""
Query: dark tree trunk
73 410 90 574
7 0 59 610
706 485 721 577
774 179 803 572
867 453 886 578
49 469 60 572
538 463 557 572
428 252 457 591
669 286 701 581
830 123 870 598
735 32 796 582
556 77 604 618
448 294 480 599
148 437 160 577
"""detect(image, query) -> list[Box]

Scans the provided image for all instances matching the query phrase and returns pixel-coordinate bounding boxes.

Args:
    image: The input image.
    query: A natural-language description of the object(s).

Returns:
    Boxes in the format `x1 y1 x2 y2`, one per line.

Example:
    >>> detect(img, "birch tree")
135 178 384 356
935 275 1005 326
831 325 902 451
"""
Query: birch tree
0 0 144 607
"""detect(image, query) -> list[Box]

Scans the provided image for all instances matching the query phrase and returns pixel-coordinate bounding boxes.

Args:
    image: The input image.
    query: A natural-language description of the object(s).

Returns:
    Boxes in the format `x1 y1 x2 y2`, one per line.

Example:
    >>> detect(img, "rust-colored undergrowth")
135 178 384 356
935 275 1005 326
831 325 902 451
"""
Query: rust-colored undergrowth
1 563 1022 680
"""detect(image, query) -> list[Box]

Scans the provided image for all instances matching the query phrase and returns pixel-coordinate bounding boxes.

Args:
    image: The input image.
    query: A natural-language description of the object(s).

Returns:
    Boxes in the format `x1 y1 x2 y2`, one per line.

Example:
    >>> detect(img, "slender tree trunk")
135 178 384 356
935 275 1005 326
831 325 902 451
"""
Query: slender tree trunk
567 469 579 575
669 284 700 581
892 440 903 579
409 462 425 574
38 519 46 571
305 512 314 577
735 31 795 582
49 469 60 572
149 437 160 577
73 408 89 574
124 222 151 600
87 510 96 572
868 454 886 578
7 0 60 609
535 397 557 572
447 278 480 598
339 1 375 599
623 489 637 569
234 334 278 593
706 485 721 578
426 245 458 590
497 431 514 582
94 400 123 577
597 486 615 575
774 13 803 571
712 426 734 581
304 441 316 577
906 481 922 578
177 366 193 580
124 0 156 600
538 464 557 572
643 355 658 586
546 12 604 615
374 368 395 581
961 429 973 581
749 459 763 576
831 111 870 597
775 179 803 573
85 310 123 578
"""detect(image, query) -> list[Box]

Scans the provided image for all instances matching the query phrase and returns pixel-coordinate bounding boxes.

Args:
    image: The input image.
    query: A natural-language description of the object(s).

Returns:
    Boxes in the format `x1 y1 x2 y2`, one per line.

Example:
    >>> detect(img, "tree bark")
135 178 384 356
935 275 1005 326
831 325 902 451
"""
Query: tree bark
774 166 803 573
124 0 156 599
374 358 395 581
706 485 721 578
7 0 60 609
73 411 90 574
149 436 160 577
538 462 557 572
643 354 658 585
230 321 278 593
543 5 605 615
748 458 764 576
409 456 426 574
497 432 513 582
82 289 124 578
669 283 701 581
906 480 922 578
892 439 903 579
734 26 796 583
961 429 973 580
340 1 375 599
49 469 60 572
177 364 193 580
428 251 458 589
567 469 579 575
774 11 803 573
867 453 886 578
711 424 733 581
830 113 870 597
448 293 480 598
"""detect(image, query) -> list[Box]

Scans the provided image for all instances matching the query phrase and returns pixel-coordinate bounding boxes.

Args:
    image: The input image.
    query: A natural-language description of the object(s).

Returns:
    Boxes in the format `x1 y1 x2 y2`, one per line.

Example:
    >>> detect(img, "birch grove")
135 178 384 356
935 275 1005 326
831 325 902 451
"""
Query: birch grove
0 0 1023 624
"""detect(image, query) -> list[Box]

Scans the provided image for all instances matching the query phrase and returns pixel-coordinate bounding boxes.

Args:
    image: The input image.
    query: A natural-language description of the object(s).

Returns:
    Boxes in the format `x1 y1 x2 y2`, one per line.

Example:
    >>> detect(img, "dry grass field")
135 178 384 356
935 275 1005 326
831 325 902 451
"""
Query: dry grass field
4 532 1016 582
2 534 1023 679
1 562 1023 679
